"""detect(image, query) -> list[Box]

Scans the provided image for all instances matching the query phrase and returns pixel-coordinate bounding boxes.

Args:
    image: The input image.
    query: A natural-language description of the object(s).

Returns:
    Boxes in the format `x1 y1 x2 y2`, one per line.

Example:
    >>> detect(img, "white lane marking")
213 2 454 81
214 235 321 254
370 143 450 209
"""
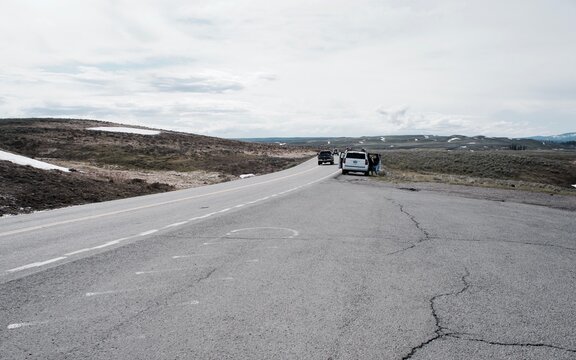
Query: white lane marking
65 237 130 256
85 290 120 297
163 221 189 229
135 268 186 275
0 165 329 238
7 321 49 330
85 288 152 297
227 227 300 239
64 248 92 256
5 168 339 273
190 213 213 221
172 254 209 259
92 240 121 249
171 300 201 307
6 257 67 273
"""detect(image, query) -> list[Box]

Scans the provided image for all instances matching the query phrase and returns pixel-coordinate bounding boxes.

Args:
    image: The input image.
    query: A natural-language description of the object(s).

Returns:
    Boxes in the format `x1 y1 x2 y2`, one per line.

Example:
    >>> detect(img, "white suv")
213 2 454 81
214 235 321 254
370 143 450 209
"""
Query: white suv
341 151 369 175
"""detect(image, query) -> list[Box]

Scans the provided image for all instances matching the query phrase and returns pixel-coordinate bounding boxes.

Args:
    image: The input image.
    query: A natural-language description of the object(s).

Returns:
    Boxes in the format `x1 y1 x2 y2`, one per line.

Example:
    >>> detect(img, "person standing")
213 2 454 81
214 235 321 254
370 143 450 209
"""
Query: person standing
368 154 375 175
374 153 381 175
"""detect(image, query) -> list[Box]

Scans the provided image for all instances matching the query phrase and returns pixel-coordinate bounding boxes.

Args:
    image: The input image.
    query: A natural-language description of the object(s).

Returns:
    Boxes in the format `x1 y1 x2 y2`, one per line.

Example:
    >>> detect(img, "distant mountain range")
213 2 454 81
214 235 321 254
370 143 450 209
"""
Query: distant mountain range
526 132 576 143
238 133 576 150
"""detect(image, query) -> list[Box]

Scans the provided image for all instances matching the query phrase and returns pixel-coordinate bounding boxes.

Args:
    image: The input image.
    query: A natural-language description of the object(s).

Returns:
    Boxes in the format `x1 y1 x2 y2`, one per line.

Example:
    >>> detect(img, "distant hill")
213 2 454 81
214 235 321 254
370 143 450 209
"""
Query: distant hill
525 133 576 143
239 134 571 151
0 118 313 176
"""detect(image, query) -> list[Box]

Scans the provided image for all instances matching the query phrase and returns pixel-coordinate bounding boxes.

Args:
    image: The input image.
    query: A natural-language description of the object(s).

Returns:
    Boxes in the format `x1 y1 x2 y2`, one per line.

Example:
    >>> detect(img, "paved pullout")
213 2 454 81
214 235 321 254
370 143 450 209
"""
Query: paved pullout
0 164 574 359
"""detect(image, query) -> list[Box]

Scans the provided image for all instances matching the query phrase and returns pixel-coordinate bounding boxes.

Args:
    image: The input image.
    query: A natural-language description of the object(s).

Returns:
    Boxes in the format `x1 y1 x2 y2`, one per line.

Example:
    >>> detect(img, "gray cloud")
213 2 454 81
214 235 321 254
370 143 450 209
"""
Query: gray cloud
25 104 117 118
378 105 410 125
152 76 244 93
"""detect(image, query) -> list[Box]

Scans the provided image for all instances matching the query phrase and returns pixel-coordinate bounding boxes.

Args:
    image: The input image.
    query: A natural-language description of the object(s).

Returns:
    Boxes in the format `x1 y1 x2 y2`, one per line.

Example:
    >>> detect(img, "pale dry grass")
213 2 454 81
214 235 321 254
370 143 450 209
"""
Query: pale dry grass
379 168 576 195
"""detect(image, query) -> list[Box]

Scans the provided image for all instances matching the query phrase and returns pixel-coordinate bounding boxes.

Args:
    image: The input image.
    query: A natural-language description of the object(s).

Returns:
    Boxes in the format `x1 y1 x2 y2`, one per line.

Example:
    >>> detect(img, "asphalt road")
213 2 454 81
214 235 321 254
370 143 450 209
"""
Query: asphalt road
1 158 575 359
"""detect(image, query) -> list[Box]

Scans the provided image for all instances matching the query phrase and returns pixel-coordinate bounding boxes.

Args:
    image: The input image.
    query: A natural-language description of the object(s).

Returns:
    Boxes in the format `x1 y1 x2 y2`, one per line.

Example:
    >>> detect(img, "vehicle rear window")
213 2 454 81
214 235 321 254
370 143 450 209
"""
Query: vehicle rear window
346 153 366 159
320 151 332 155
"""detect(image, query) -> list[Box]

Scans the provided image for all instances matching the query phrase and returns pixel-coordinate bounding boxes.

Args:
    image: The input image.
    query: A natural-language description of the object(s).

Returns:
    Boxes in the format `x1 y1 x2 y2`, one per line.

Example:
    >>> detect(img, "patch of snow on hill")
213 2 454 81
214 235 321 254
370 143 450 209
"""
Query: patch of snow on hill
0 150 70 172
87 127 161 135
447 137 461 143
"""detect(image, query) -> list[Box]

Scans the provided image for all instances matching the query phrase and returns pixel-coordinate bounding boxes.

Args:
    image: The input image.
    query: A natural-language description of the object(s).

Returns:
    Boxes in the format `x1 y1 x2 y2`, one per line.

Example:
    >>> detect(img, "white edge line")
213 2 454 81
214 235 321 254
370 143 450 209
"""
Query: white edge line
6 256 67 273
64 248 92 256
163 221 189 229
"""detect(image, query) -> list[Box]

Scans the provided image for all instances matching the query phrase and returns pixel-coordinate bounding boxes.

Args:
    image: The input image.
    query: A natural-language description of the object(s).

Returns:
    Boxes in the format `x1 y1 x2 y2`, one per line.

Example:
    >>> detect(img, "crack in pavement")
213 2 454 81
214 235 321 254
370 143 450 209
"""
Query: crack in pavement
397 204 432 242
196 267 217 282
402 268 576 358
446 334 576 354
440 237 576 251
402 268 471 359
384 200 436 256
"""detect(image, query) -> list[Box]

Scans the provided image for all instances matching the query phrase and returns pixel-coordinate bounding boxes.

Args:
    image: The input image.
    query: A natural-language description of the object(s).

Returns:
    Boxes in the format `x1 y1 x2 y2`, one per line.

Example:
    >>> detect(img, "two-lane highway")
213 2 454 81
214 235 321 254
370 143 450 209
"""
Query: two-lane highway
1 158 575 359
0 157 338 279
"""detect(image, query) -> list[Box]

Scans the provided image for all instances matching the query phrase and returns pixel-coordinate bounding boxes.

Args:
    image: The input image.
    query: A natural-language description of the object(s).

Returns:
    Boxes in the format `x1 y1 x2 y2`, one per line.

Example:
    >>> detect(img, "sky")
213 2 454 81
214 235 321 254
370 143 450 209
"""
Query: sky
1 0 575 138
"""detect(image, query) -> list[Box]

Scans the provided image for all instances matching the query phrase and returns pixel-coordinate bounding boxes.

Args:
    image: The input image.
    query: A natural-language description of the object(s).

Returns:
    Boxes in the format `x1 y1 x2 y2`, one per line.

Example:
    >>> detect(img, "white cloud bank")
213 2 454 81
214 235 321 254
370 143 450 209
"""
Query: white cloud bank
1 0 575 138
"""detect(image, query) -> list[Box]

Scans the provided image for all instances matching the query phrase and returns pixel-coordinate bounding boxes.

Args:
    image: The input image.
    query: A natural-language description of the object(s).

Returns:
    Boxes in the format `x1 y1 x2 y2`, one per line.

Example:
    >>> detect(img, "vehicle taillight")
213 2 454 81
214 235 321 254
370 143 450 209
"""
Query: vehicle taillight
365 159 368 165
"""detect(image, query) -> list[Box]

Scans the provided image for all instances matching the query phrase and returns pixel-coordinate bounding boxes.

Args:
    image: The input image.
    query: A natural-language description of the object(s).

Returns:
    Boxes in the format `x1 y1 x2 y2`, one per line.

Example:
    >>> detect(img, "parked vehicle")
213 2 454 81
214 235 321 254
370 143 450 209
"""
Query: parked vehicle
317 150 334 165
341 150 369 175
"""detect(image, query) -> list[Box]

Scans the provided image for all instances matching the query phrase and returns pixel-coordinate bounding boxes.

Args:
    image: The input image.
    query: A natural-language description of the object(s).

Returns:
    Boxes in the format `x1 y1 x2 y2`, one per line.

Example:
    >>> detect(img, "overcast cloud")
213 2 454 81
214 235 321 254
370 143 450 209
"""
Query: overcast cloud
1 0 574 137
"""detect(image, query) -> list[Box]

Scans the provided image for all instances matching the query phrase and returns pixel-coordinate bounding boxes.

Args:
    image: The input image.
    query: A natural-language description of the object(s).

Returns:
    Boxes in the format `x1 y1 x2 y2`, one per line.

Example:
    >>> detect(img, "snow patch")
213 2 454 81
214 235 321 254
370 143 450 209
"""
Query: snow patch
0 150 69 172
239 174 255 179
87 127 161 135
572 184 576 189
447 137 461 143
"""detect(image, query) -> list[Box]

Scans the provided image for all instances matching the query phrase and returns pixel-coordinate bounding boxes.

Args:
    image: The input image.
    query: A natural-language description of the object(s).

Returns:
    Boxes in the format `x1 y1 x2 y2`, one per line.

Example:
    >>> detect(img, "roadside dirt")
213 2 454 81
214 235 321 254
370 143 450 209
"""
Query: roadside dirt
339 174 576 211
0 161 174 216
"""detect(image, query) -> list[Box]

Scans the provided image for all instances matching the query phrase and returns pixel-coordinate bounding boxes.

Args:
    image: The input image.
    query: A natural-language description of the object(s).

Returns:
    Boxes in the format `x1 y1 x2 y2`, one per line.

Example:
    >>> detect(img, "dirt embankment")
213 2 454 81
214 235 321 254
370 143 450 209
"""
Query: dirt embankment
0 161 174 216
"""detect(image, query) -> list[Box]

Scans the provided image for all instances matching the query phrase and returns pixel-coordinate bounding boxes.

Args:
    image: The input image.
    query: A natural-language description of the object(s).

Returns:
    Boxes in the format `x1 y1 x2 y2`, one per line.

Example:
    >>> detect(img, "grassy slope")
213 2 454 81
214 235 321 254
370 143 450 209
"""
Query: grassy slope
380 149 576 192
0 118 312 176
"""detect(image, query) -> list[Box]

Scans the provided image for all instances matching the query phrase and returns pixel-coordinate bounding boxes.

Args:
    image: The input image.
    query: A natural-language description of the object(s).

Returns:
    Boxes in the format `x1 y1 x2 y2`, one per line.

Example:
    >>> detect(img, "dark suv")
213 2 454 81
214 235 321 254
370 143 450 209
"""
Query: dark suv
317 150 334 165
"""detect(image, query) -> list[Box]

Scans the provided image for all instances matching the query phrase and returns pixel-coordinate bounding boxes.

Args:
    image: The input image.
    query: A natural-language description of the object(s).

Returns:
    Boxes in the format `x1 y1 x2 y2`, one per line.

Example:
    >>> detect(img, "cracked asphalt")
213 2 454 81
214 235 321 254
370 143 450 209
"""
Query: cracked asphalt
1 171 575 359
